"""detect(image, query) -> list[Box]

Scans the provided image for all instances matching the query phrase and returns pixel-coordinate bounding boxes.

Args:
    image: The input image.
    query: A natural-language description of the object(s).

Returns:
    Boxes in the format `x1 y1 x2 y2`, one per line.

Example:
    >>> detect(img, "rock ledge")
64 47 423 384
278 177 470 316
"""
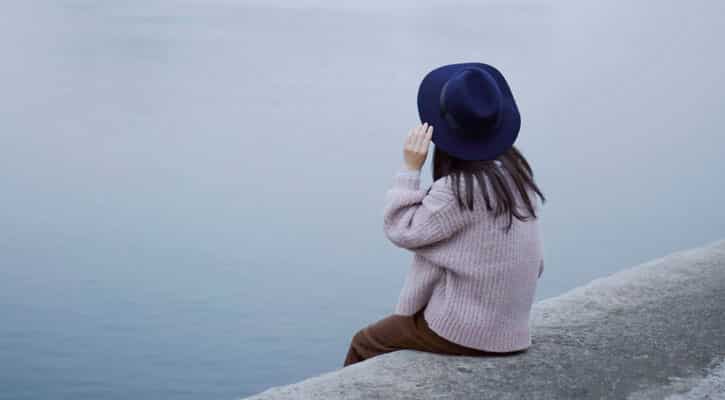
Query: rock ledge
243 238 725 399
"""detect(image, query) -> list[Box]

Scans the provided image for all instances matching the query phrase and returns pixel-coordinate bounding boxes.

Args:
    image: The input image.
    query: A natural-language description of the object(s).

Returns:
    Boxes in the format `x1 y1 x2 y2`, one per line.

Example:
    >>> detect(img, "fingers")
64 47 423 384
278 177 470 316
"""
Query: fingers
413 124 423 149
406 125 420 150
406 122 433 153
406 127 416 148
416 122 432 152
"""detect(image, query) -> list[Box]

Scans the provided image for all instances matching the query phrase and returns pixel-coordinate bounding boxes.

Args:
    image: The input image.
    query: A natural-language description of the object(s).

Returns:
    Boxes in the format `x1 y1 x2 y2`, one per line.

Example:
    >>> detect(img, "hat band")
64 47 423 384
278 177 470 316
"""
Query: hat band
439 79 462 130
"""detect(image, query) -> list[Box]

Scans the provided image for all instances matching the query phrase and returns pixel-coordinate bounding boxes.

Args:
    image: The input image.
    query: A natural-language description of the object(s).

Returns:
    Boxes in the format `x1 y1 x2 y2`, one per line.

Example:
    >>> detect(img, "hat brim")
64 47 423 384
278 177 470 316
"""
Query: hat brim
417 62 521 161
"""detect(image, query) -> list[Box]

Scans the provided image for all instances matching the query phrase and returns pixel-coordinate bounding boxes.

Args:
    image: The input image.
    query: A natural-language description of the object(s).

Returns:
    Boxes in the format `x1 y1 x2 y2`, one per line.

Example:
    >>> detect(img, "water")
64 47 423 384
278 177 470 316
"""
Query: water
1 1 724 399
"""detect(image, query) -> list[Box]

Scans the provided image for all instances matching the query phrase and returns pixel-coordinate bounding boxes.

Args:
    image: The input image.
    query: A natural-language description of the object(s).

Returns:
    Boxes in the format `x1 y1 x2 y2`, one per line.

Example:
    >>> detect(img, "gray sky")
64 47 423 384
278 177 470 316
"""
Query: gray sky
2 1 723 296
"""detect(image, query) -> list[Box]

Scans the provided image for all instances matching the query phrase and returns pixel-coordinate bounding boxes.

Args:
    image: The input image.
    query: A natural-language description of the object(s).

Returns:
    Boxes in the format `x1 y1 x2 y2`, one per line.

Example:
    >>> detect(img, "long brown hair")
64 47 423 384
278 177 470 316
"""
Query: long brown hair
430 145 546 233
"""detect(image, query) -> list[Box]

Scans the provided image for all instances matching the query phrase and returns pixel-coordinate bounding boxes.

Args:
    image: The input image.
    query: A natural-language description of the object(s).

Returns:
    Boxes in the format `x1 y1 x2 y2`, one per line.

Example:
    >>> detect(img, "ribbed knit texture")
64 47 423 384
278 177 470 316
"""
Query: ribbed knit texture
383 166 544 352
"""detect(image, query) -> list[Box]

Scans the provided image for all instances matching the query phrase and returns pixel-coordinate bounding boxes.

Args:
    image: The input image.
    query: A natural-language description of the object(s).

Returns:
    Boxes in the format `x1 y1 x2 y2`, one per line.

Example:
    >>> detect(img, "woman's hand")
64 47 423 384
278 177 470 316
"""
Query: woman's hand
402 122 433 171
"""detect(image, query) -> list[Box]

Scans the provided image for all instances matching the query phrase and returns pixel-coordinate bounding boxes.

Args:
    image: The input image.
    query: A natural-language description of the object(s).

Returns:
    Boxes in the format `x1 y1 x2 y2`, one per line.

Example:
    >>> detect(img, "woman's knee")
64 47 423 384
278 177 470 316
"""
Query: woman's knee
342 329 365 348
350 328 367 347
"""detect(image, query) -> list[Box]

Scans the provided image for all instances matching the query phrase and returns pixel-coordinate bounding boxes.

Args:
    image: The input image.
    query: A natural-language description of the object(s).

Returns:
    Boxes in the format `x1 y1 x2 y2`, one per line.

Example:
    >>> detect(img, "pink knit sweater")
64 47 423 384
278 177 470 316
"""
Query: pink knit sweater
383 166 544 352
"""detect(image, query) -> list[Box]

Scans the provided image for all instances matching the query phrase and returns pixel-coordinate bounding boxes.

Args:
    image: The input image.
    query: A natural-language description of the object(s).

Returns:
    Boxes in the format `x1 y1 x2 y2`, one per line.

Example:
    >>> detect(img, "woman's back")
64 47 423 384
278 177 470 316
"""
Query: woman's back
385 165 544 352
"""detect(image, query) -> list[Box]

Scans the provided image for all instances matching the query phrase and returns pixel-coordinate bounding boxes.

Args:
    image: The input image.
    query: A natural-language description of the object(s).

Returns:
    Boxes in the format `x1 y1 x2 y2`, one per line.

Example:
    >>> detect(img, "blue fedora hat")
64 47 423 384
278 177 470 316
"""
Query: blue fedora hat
417 62 520 161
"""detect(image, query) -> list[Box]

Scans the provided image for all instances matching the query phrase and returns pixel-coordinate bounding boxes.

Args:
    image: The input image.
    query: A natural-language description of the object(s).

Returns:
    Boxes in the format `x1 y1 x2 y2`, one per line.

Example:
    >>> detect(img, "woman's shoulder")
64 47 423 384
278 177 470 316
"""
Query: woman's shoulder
429 173 481 200
430 174 452 192
425 174 483 214
428 169 520 210
428 168 543 222
423 175 458 213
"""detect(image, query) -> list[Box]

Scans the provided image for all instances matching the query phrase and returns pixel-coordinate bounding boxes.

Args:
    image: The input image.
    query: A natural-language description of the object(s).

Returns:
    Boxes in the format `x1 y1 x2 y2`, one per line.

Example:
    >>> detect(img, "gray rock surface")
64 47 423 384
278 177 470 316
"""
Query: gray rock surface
243 238 725 400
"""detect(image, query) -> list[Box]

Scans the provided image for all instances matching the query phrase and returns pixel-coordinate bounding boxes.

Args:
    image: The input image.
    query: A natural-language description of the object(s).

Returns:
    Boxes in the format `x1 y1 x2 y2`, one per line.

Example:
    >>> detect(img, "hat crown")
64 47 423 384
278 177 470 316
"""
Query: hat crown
439 68 503 137
417 61 520 161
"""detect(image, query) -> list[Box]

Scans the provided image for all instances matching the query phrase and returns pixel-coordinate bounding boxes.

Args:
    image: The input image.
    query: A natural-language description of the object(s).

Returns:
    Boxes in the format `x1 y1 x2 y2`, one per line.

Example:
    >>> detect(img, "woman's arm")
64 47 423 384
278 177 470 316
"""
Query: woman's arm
382 168 466 250
382 122 468 250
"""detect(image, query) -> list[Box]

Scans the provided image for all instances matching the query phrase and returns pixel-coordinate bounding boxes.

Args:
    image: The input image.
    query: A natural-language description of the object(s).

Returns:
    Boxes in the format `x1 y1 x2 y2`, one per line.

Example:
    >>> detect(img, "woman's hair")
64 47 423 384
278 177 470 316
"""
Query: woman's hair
430 145 546 232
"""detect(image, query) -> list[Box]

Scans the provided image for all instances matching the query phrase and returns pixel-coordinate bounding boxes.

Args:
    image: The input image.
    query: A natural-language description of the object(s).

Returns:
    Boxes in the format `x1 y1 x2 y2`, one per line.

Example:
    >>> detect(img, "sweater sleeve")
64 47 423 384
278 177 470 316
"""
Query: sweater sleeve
382 168 466 250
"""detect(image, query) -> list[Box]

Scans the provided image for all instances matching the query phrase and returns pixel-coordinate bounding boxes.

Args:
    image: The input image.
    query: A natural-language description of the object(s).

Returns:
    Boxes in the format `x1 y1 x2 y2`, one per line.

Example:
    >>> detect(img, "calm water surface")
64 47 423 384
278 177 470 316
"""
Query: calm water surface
1 1 724 399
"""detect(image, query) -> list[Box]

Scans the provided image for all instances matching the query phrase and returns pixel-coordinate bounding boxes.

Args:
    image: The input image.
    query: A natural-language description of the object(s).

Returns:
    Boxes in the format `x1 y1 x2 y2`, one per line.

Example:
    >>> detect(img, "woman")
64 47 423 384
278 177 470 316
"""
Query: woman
343 62 546 367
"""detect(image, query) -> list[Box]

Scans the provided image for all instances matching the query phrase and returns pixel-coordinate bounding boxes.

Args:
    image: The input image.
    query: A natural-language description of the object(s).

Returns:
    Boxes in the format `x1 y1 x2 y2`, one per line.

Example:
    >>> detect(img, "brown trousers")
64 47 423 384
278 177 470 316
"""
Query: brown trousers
343 306 526 367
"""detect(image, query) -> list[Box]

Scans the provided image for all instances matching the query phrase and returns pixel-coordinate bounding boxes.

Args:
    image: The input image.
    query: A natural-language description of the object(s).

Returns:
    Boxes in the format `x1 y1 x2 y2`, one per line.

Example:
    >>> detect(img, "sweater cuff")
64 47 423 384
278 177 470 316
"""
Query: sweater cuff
393 168 421 190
